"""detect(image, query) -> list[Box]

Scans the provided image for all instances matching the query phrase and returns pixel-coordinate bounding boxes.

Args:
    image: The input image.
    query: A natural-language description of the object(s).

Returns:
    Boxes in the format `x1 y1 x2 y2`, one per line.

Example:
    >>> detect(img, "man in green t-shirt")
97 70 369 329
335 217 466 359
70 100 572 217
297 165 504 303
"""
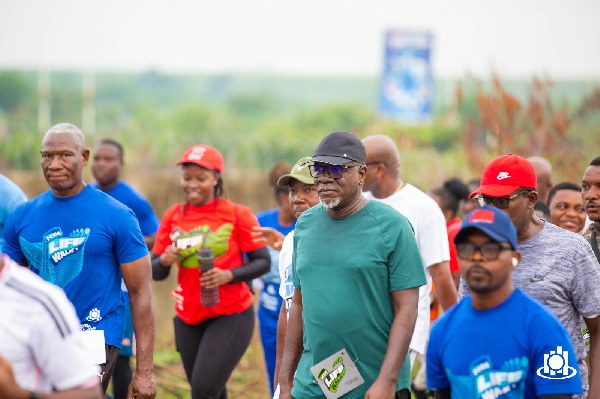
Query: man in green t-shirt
278 131 426 399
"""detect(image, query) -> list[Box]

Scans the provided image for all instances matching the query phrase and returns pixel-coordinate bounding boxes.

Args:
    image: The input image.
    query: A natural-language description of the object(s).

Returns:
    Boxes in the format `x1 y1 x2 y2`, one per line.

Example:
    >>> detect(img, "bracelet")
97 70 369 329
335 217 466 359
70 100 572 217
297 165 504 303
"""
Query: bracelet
29 392 39 399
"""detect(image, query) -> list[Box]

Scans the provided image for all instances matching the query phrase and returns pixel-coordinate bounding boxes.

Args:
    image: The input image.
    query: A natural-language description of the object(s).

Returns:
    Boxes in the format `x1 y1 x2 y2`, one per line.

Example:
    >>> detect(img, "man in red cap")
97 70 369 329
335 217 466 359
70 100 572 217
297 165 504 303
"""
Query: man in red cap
459 153 600 399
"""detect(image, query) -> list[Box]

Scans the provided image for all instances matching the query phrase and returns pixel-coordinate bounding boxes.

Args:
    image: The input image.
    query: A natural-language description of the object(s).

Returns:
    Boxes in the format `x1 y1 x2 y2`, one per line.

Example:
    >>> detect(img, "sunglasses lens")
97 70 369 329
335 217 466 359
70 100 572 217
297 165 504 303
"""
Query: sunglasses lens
309 165 323 178
329 165 343 179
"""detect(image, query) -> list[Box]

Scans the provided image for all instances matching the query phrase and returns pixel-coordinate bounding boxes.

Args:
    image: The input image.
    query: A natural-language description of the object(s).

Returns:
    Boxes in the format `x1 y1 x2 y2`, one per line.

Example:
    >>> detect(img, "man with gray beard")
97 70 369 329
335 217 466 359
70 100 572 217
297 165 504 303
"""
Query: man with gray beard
278 131 426 399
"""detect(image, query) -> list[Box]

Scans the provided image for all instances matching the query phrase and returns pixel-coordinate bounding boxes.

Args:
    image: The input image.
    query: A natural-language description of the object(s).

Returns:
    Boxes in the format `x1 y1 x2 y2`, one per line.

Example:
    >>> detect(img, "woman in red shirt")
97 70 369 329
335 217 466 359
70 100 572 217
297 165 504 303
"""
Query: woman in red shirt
152 144 270 398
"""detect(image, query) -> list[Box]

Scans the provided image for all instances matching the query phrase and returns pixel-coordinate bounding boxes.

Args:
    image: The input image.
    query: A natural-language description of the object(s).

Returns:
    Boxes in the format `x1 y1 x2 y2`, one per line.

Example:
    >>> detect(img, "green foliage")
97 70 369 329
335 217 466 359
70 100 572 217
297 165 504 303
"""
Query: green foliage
0 71 35 111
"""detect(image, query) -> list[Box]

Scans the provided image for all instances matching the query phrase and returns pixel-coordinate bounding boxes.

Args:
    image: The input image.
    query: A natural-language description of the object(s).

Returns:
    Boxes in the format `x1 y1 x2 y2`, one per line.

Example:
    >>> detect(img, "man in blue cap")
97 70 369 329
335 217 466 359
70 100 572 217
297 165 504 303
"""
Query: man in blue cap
427 205 582 398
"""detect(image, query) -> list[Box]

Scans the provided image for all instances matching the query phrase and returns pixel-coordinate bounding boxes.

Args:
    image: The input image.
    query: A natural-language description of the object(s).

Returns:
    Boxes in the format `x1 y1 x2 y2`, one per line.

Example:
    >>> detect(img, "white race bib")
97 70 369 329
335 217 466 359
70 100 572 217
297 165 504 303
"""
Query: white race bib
80 329 106 364
310 349 364 399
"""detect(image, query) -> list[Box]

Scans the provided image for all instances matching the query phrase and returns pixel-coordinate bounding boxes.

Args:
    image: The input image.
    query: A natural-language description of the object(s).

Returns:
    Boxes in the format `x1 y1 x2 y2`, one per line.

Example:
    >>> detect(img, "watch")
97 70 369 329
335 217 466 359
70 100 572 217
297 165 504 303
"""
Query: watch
29 392 39 399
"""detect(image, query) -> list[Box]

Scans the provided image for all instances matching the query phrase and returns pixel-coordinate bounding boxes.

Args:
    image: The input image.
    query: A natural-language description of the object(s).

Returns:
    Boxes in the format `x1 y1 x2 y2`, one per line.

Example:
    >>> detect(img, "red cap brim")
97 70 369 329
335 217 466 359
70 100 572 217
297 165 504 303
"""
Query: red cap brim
469 183 521 199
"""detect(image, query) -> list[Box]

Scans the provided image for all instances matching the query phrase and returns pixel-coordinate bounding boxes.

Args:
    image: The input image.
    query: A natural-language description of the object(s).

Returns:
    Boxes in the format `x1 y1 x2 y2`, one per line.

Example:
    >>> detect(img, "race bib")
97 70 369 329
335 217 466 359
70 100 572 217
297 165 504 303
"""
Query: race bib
310 349 364 399
80 329 106 364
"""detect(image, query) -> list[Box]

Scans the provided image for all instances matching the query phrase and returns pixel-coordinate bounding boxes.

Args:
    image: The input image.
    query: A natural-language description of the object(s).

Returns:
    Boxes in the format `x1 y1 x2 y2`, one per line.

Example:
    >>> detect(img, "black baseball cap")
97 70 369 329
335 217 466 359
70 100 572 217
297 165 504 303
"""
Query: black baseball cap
310 131 366 165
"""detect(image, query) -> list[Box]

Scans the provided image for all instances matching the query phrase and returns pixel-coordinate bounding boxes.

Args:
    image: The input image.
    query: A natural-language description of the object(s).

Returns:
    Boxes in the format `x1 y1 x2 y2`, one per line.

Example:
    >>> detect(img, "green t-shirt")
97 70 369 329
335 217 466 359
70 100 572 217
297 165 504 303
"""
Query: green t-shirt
291 200 426 398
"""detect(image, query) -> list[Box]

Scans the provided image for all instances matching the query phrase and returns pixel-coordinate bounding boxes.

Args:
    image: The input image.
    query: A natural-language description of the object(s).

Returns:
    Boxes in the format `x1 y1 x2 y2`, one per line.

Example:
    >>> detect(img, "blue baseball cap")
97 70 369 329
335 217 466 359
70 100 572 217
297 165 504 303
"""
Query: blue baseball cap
454 205 518 249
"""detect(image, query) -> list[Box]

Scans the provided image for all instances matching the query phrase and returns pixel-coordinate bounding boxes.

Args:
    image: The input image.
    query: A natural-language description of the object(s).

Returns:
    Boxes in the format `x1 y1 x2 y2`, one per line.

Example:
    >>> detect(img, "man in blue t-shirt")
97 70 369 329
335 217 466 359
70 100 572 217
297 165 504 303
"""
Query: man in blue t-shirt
3 123 156 399
255 161 296 396
427 205 582 398
92 138 160 399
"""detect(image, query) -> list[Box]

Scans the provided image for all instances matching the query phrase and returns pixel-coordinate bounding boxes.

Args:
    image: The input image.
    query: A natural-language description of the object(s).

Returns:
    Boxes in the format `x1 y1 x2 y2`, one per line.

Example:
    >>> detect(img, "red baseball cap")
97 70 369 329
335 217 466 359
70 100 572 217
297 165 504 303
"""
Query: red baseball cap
176 145 224 172
469 153 537 199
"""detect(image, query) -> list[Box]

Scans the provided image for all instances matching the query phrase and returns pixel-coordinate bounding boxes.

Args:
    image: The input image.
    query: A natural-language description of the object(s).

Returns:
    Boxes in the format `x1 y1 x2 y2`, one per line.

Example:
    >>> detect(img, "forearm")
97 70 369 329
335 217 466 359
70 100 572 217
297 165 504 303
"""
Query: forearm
129 286 156 376
230 247 270 283
151 253 171 281
274 303 288 389
279 292 304 392
376 290 419 385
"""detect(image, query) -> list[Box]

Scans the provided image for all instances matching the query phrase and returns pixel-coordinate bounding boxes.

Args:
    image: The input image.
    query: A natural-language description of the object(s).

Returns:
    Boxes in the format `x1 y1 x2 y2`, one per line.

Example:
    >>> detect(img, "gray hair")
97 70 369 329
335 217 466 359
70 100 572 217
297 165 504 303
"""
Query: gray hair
43 123 86 151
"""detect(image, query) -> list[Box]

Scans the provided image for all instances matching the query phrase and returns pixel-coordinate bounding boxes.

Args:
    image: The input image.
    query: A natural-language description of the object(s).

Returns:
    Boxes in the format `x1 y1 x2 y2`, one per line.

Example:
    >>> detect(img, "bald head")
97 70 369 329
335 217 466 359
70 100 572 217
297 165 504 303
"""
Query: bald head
527 156 553 203
362 134 403 198
362 135 401 176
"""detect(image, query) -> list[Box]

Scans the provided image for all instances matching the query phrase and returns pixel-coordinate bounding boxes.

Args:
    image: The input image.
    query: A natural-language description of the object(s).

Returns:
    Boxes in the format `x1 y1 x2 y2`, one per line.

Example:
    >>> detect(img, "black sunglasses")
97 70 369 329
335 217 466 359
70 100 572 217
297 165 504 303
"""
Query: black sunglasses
308 164 361 179
475 189 531 209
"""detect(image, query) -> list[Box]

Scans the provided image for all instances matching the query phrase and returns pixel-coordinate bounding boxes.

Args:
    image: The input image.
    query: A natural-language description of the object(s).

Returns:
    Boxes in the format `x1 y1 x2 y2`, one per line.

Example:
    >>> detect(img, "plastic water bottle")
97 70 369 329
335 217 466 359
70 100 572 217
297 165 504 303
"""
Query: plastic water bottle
197 248 219 306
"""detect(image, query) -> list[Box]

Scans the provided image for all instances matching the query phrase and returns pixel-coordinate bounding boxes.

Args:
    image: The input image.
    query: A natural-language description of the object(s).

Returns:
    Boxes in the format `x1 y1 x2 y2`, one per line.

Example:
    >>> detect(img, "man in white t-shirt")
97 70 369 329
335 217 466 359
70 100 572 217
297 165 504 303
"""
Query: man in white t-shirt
362 135 457 396
0 255 102 398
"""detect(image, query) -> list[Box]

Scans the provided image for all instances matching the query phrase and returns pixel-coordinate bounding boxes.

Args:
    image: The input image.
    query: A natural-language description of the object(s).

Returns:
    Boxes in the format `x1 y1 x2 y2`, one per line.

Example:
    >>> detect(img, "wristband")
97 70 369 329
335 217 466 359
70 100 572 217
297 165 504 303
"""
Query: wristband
29 392 39 399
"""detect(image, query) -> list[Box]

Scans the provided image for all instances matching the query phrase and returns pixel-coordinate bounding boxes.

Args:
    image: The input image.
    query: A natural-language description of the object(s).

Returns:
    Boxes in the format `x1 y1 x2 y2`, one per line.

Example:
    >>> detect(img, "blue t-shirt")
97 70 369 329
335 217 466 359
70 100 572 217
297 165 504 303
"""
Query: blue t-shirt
427 289 582 398
3 184 149 347
256 208 295 285
0 173 28 251
91 180 159 236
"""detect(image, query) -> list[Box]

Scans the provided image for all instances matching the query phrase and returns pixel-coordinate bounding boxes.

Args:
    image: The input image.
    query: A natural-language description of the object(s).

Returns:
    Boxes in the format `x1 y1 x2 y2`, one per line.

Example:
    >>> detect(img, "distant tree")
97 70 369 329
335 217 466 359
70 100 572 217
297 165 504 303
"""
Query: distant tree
456 73 599 181
0 71 35 111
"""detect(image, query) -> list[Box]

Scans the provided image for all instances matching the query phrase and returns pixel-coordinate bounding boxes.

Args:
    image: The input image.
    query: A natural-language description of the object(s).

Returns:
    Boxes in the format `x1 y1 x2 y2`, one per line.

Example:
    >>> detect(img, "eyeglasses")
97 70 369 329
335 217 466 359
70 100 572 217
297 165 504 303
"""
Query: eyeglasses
456 242 513 260
308 164 361 179
475 189 531 209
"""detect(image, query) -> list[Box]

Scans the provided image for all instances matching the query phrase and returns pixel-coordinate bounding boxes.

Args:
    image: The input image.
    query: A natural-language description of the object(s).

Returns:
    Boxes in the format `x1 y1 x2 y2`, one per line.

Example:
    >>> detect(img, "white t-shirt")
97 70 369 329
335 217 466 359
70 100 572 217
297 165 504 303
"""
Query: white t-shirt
278 230 295 319
0 256 99 393
364 183 450 354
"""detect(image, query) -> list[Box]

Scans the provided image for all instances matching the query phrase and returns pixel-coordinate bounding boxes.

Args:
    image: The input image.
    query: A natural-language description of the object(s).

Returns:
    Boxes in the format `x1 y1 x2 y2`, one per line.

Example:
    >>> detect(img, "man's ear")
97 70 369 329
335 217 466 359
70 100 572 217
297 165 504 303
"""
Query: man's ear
526 190 538 208
81 149 90 166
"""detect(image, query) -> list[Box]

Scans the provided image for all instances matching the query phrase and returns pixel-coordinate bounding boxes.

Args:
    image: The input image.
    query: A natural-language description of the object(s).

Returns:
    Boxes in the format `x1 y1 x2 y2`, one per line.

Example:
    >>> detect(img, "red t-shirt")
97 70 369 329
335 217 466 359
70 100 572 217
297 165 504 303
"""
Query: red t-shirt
447 217 462 274
152 198 264 325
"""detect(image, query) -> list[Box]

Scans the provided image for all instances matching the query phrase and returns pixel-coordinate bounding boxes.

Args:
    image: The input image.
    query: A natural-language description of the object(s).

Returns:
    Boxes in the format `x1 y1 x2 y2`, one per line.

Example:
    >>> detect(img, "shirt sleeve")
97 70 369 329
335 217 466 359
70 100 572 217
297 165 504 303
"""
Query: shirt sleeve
388 213 427 292
132 197 160 236
415 203 451 268
2 204 27 263
113 208 149 264
527 302 583 396
235 204 265 253
151 205 178 255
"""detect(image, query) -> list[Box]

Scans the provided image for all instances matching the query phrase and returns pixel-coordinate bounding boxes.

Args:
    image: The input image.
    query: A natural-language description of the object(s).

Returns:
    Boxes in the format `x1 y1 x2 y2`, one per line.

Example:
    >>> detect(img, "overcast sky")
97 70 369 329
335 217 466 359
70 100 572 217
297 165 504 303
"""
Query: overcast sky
1 0 599 79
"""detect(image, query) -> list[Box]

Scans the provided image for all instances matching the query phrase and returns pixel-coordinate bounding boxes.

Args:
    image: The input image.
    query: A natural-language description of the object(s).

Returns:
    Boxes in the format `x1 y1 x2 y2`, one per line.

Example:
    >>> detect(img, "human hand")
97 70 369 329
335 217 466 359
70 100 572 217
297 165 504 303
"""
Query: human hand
159 244 179 267
0 356 29 398
251 226 285 251
128 372 157 399
364 378 396 399
201 267 233 289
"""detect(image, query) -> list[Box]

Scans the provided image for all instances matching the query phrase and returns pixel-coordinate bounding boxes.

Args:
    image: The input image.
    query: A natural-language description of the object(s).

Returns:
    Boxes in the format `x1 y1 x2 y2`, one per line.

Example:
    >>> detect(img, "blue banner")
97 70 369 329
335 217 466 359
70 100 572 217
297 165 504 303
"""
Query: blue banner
379 30 433 123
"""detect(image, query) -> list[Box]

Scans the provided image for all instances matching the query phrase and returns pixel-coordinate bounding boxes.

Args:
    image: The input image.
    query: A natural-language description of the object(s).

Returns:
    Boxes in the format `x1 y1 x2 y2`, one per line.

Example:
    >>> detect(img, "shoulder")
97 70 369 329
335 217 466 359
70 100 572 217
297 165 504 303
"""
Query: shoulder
221 200 257 223
538 222 595 255
365 200 413 228
161 202 184 219
0 174 27 200
514 289 562 322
